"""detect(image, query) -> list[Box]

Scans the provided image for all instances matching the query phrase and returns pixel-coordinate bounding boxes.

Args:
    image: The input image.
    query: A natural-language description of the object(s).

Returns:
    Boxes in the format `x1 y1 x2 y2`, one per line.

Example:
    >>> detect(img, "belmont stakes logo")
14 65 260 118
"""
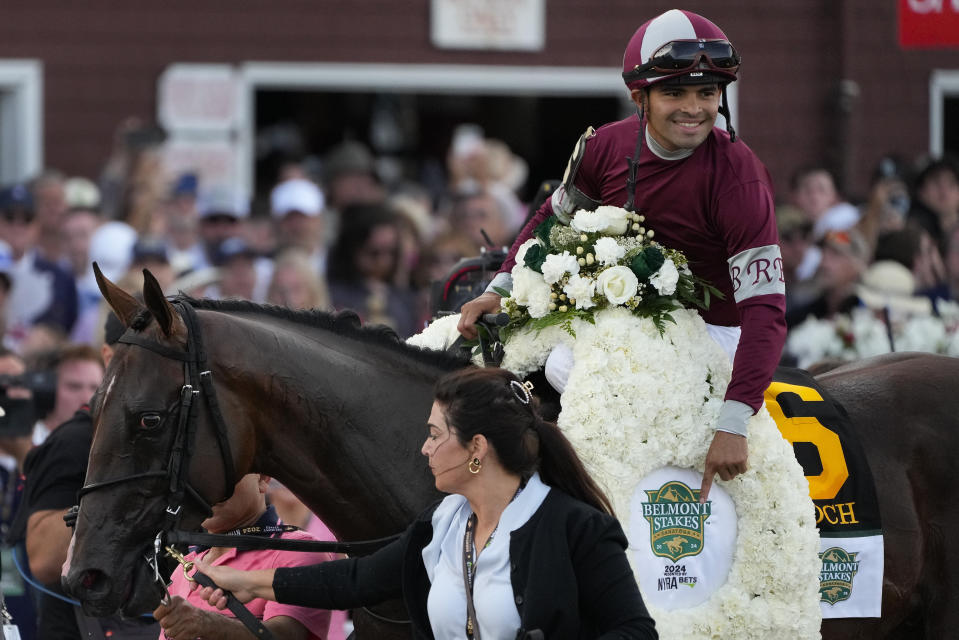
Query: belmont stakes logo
642 481 711 561
819 546 860 605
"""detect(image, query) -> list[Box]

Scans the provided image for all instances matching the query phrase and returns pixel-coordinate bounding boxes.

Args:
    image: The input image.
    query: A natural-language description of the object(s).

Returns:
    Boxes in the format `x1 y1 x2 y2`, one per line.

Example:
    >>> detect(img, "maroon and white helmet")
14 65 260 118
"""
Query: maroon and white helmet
622 9 740 91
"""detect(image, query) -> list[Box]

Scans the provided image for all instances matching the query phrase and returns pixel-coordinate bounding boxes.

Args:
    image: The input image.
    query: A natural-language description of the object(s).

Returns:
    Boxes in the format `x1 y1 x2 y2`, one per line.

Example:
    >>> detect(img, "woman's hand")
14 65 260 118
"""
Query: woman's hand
189 559 274 605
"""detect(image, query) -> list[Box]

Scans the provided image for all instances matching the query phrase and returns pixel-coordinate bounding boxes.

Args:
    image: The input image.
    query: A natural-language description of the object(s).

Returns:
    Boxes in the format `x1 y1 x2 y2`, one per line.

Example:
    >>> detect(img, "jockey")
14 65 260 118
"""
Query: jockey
457 9 786 501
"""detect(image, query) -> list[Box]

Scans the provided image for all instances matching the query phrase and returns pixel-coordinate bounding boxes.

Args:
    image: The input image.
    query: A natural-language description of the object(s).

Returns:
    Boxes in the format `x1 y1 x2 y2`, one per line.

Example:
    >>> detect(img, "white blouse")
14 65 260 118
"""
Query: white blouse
423 473 550 639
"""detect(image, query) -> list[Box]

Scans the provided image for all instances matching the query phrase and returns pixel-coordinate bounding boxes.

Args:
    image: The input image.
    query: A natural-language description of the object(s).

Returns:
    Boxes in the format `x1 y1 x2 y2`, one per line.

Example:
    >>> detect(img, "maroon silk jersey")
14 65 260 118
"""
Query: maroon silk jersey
500 114 786 412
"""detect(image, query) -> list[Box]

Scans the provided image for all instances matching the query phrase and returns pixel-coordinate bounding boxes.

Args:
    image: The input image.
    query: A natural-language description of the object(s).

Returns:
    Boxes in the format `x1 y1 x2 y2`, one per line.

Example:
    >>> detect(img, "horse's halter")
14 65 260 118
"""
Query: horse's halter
77 300 237 546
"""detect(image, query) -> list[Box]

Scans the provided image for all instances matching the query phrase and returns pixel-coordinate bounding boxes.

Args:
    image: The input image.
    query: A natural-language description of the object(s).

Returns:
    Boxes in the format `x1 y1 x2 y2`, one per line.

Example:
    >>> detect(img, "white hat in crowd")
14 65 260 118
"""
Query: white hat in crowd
270 179 324 218
198 185 249 220
89 221 138 282
856 260 932 316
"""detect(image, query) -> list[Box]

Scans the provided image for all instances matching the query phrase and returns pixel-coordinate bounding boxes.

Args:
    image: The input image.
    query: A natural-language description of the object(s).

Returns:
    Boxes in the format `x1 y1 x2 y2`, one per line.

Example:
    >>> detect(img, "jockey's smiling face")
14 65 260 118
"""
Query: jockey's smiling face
632 83 721 152
422 401 473 493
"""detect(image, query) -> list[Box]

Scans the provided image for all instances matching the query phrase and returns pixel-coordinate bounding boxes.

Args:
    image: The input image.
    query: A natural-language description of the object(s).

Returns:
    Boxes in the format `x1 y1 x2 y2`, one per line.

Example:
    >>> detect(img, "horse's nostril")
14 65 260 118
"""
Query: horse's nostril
79 569 108 595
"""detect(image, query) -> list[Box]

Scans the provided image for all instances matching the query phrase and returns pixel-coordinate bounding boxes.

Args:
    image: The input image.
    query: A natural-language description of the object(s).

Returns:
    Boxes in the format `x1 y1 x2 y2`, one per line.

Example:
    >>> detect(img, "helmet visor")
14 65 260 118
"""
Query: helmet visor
624 40 740 83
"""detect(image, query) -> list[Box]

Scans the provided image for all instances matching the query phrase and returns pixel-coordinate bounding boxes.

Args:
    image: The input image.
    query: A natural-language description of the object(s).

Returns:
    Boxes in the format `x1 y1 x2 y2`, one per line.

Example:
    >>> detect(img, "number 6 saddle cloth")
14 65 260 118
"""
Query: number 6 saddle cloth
766 366 883 617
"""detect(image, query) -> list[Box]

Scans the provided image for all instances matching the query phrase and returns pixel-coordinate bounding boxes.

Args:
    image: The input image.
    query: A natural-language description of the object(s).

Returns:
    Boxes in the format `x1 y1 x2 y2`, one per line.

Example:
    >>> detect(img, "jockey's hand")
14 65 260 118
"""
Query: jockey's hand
700 431 748 502
457 292 502 340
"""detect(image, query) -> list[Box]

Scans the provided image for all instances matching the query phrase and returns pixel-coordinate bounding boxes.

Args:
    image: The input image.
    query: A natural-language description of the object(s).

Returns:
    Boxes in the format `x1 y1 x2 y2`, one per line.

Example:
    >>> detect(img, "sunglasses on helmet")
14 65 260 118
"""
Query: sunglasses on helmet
623 39 740 82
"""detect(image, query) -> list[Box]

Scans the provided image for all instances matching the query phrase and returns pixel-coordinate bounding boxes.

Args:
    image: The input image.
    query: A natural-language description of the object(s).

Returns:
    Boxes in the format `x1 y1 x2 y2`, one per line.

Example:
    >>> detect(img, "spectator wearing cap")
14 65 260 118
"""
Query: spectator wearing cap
786 229 872 327
0 184 78 349
207 236 271 303
130 236 175 292
908 156 959 251
321 140 384 211
196 185 250 271
270 178 327 275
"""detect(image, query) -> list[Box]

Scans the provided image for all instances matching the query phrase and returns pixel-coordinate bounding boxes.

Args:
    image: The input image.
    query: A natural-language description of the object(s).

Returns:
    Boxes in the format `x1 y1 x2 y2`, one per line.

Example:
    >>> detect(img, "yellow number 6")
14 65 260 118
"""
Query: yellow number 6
764 382 848 501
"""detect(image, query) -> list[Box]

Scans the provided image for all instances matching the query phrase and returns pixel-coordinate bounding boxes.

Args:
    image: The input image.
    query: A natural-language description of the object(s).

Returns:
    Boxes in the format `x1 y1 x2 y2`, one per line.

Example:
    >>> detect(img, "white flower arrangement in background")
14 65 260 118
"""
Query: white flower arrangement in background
498 207 722 339
786 301 959 369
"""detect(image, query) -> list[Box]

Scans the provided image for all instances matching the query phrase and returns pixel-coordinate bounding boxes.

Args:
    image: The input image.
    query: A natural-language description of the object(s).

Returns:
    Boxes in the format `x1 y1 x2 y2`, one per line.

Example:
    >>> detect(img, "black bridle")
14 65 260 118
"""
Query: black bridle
74 299 407 636
78 300 236 526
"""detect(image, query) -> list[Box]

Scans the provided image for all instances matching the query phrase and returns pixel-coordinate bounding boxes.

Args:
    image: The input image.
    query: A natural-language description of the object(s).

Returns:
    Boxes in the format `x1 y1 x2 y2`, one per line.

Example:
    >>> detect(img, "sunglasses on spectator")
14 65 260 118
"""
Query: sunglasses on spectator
623 40 740 82
0 209 33 224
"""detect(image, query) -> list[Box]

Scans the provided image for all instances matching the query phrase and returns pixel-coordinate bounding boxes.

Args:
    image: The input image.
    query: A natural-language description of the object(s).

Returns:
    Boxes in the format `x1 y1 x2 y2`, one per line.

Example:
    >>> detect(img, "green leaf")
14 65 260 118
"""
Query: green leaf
629 246 665 281
523 243 548 273
492 286 511 298
534 216 557 245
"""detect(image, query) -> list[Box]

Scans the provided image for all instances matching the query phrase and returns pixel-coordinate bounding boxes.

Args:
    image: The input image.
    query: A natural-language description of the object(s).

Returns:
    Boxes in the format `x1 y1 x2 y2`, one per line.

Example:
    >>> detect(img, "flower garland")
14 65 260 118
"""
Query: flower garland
410 309 822 639
786 301 959 369
499 206 722 340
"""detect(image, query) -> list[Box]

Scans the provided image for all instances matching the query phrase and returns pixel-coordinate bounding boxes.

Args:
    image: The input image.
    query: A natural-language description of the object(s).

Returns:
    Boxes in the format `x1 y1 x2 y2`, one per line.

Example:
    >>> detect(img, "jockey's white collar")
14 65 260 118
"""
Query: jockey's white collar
645 126 695 161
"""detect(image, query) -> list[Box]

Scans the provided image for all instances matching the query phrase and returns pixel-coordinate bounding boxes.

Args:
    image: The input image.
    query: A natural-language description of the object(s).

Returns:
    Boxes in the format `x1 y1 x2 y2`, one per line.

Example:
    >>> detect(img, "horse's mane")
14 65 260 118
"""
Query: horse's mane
167 295 470 372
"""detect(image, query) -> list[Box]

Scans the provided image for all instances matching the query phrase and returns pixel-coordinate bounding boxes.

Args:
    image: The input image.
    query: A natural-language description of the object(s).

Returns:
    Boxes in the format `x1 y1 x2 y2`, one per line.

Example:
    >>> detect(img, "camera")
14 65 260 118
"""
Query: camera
0 371 56 437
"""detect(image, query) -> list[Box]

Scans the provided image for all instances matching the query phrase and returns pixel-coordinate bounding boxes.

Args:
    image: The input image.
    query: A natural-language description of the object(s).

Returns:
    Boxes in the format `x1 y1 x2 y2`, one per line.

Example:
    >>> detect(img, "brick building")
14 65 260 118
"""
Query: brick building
1 0 958 204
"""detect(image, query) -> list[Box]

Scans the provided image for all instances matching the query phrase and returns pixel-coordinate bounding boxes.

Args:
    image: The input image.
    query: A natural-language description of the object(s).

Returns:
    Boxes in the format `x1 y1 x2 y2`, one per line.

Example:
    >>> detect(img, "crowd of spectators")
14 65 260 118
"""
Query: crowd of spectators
779 154 959 367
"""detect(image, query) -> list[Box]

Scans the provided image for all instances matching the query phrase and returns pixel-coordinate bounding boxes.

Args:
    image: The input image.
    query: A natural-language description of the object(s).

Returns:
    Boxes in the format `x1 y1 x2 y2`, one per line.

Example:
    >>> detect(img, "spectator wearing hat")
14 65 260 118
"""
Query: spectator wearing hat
196 185 250 271
207 236 271 302
270 178 327 275
856 260 932 322
130 236 175 292
908 156 959 251
0 184 78 349
321 140 384 211
786 229 872 327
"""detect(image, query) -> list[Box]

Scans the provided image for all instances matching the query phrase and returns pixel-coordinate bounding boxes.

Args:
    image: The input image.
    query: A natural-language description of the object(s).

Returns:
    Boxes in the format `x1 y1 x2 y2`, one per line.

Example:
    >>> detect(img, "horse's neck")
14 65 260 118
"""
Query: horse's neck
212 315 448 540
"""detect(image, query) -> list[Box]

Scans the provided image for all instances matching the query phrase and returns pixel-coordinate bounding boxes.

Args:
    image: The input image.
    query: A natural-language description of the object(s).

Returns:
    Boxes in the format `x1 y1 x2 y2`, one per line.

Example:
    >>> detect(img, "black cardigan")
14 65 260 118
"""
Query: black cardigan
273 489 657 639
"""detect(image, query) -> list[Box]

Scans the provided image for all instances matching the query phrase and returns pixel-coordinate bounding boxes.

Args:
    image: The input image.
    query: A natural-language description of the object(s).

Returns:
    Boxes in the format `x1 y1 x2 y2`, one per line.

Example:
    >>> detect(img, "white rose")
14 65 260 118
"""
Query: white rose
596 266 638 305
593 237 626 266
541 251 580 285
649 258 679 295
570 206 630 236
514 238 542 268
563 274 597 310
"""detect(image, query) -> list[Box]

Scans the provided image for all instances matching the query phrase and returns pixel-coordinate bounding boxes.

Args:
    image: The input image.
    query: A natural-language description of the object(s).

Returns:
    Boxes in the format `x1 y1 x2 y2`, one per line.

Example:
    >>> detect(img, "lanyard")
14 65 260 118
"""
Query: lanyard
461 485 523 640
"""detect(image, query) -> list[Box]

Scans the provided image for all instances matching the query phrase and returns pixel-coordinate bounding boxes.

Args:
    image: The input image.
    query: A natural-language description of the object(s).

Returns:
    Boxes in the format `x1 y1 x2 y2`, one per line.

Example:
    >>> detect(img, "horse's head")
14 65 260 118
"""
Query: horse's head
63 265 240 617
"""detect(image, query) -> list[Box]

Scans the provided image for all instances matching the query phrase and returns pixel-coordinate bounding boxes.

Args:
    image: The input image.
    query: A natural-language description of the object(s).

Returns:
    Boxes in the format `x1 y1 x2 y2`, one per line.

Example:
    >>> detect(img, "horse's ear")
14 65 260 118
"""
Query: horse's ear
93 262 144 327
142 268 176 337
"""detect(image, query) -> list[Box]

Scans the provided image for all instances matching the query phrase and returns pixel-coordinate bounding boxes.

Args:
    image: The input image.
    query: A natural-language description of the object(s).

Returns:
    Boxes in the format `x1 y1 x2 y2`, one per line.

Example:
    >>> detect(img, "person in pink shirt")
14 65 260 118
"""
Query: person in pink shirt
153 474 332 640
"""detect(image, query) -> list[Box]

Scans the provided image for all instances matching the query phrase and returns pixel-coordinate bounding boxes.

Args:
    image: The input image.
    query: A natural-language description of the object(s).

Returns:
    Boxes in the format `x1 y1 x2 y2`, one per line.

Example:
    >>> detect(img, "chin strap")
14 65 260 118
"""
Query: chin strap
720 86 737 142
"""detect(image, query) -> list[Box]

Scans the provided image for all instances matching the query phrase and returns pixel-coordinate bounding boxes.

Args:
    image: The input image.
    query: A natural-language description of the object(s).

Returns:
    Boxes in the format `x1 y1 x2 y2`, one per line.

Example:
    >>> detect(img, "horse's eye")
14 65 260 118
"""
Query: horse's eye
139 414 162 429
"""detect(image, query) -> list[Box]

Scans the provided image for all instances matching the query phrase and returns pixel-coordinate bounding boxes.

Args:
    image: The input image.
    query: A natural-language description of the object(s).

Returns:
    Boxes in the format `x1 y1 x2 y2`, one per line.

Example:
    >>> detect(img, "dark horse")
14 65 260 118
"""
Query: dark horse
65 270 959 639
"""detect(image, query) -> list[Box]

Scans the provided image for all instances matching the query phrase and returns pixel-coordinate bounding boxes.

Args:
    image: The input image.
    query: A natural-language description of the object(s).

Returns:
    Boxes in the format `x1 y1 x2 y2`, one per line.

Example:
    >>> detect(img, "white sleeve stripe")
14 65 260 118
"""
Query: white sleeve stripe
727 244 786 303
